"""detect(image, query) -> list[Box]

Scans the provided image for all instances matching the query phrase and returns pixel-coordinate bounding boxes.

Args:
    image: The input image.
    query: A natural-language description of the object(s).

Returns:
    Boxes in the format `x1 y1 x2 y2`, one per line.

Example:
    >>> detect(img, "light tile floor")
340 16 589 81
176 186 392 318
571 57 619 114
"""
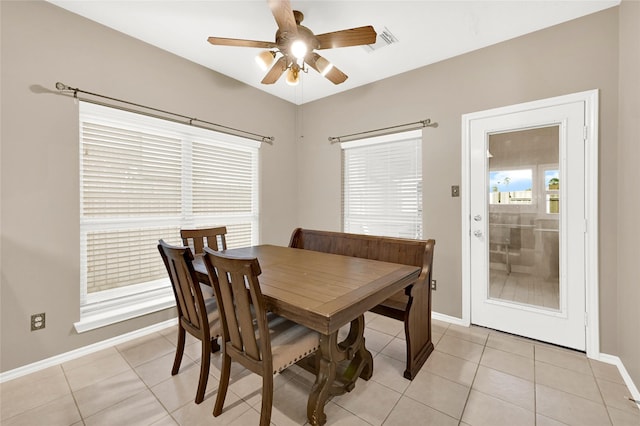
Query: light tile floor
490 268 560 310
2 313 639 425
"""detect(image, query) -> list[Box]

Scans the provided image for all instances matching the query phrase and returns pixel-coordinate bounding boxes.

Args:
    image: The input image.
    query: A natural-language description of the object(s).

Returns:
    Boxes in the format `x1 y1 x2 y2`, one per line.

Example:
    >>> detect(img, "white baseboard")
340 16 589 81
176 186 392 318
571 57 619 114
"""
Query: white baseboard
597 353 640 410
0 318 177 384
432 311 469 327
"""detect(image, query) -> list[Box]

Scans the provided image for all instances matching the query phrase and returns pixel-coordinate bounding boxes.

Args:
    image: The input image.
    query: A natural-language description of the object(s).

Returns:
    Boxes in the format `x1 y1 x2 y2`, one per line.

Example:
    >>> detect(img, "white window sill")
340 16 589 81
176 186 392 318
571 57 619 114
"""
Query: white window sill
74 286 175 333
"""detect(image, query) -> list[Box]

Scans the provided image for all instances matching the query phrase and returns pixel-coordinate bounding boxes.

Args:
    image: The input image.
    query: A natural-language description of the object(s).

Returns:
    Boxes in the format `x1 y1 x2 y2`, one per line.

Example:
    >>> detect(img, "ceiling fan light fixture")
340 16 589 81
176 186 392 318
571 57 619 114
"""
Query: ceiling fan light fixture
207 0 376 85
255 50 276 71
286 65 300 86
290 39 308 60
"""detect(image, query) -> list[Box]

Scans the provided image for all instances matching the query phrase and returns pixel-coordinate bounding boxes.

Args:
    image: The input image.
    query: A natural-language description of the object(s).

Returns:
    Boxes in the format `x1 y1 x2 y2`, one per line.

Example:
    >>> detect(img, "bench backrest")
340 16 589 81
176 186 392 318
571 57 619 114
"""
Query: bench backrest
288 228 434 275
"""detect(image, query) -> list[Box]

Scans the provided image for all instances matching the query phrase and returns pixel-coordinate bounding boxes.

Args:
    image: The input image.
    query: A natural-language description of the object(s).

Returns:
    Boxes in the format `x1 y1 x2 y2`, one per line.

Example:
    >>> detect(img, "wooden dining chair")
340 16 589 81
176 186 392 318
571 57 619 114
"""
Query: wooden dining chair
202 248 320 426
180 226 228 254
157 239 221 404
180 226 227 302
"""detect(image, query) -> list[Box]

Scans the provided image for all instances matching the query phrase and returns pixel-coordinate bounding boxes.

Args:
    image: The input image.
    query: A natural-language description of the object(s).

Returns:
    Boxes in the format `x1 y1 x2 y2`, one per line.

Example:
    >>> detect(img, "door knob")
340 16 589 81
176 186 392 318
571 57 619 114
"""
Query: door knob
474 230 483 238
474 215 482 221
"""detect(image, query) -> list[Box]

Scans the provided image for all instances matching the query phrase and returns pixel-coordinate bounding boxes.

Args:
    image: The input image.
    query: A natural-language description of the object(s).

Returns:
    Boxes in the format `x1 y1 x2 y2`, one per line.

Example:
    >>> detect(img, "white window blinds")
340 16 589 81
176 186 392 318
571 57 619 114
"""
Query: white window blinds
81 123 183 218
79 102 259 317
342 129 423 239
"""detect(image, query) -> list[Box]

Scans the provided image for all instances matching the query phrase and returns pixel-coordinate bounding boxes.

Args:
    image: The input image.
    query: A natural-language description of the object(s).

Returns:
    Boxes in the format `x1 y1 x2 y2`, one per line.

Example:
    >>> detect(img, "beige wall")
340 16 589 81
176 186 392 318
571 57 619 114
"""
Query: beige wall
297 9 621 350
0 1 297 372
617 0 640 385
2 1 637 388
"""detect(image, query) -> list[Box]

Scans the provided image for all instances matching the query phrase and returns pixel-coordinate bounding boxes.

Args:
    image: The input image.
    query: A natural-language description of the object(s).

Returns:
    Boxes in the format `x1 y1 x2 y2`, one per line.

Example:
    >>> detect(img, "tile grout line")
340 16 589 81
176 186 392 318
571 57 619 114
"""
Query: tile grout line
534 342 620 426
0 366 82 425
152 326 221 422
461 329 548 424
455 330 487 426
67 349 145 425
115 332 179 425
377 322 464 424
60 364 85 425
589 357 616 426
533 343 537 426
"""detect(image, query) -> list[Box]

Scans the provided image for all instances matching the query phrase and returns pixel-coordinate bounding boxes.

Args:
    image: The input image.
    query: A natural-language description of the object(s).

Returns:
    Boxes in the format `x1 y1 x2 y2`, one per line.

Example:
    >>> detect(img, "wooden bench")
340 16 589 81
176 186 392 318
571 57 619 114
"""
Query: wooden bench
288 228 435 379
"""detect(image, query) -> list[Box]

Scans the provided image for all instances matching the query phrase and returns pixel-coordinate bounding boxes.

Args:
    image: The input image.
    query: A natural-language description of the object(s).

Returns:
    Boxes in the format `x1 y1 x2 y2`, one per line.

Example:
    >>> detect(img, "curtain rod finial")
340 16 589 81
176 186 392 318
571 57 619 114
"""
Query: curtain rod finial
55 82 68 91
422 119 438 128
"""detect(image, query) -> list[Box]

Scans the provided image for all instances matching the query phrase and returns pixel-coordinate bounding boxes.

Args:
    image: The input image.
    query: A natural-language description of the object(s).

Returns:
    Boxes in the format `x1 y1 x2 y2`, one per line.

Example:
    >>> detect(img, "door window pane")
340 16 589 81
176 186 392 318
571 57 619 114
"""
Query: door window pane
488 126 560 311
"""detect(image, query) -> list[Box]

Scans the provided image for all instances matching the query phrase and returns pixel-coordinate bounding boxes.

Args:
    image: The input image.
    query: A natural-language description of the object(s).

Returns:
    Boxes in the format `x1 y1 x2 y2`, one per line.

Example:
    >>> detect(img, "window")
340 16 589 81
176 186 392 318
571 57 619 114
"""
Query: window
543 168 560 214
488 165 560 216
489 168 534 205
341 130 422 239
78 102 259 332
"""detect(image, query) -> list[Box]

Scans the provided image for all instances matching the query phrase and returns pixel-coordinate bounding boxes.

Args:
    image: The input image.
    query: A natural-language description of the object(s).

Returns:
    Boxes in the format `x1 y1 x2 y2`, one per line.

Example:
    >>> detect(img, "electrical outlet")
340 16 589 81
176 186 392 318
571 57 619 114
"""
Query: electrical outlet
31 313 46 331
431 279 437 290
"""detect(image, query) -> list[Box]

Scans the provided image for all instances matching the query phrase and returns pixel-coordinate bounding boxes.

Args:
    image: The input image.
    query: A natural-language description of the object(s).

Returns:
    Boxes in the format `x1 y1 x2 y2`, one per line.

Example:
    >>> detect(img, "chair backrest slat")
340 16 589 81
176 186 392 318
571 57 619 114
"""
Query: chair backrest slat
231 270 261 359
203 249 268 365
180 259 203 328
158 240 207 336
215 268 244 353
181 227 228 254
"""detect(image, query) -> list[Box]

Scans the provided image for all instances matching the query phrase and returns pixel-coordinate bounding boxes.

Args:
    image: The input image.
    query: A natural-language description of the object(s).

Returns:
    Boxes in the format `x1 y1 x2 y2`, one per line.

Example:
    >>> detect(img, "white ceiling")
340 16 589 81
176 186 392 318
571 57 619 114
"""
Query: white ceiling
48 0 619 105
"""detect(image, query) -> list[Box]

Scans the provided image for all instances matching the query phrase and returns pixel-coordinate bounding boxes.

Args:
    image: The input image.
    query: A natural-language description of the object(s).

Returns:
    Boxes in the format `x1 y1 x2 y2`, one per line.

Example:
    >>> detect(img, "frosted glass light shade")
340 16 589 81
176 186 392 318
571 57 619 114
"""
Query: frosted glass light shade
255 51 275 71
286 67 300 86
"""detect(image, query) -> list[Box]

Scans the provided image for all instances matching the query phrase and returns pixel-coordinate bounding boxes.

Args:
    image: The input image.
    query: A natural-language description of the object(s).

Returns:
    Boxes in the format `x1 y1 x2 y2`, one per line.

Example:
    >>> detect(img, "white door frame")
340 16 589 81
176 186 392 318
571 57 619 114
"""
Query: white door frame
461 90 600 358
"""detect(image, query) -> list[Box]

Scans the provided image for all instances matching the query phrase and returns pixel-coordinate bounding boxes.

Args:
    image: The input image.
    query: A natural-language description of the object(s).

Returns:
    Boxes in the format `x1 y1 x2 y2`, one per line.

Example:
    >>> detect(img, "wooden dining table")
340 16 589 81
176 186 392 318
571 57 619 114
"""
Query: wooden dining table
192 244 421 426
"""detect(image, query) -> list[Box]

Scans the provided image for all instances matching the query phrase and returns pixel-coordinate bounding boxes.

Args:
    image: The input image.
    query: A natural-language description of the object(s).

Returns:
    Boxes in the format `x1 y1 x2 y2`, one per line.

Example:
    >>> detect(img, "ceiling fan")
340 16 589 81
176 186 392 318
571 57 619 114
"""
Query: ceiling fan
207 0 377 86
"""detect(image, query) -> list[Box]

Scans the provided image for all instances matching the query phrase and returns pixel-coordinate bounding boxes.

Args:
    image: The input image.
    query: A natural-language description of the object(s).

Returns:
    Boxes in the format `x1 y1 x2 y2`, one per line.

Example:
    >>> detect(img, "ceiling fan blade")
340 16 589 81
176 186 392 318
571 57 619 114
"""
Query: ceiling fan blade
261 56 287 84
207 37 276 49
306 53 348 85
267 0 298 36
316 26 377 49
323 64 348 85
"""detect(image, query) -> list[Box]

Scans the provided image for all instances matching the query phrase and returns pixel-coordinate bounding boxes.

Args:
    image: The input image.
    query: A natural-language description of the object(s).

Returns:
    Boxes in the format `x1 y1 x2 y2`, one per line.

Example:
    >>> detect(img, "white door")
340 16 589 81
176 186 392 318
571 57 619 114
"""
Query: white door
463 92 598 351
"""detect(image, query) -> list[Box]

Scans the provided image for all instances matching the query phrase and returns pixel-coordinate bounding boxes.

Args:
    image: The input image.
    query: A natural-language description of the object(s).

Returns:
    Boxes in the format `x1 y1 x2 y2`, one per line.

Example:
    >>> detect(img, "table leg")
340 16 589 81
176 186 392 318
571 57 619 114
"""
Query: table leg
339 314 373 386
307 332 337 426
306 315 373 426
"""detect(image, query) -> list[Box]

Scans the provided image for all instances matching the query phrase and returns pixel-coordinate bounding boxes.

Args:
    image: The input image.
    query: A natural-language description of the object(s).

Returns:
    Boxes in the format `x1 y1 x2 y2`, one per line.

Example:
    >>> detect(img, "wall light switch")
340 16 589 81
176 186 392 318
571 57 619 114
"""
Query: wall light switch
451 185 460 197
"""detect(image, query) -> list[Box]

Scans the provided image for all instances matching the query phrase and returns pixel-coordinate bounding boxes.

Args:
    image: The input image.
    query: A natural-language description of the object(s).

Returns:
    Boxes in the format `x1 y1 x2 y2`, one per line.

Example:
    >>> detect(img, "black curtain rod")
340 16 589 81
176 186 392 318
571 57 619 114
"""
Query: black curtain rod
55 82 275 144
328 118 438 144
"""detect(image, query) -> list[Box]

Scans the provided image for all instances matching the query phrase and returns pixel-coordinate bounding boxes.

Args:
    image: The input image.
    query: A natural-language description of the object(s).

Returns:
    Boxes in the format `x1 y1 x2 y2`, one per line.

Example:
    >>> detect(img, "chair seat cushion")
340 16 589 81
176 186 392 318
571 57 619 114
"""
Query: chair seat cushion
266 313 320 374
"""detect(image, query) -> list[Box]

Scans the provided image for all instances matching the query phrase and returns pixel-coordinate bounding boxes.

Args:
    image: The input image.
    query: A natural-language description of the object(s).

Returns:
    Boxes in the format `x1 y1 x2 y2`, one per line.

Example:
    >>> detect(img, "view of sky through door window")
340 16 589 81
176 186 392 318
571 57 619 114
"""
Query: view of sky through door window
489 169 533 205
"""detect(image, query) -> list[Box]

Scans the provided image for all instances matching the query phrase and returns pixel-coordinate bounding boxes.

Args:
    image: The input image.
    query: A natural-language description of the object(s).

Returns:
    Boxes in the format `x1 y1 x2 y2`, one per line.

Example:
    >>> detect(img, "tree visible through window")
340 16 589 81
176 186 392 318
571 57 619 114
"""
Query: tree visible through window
545 170 560 214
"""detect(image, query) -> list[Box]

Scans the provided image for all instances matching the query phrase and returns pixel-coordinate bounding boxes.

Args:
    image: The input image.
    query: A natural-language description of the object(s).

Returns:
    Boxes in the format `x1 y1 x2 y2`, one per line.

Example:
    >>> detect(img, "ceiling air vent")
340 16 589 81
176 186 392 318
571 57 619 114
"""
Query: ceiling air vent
363 27 398 53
